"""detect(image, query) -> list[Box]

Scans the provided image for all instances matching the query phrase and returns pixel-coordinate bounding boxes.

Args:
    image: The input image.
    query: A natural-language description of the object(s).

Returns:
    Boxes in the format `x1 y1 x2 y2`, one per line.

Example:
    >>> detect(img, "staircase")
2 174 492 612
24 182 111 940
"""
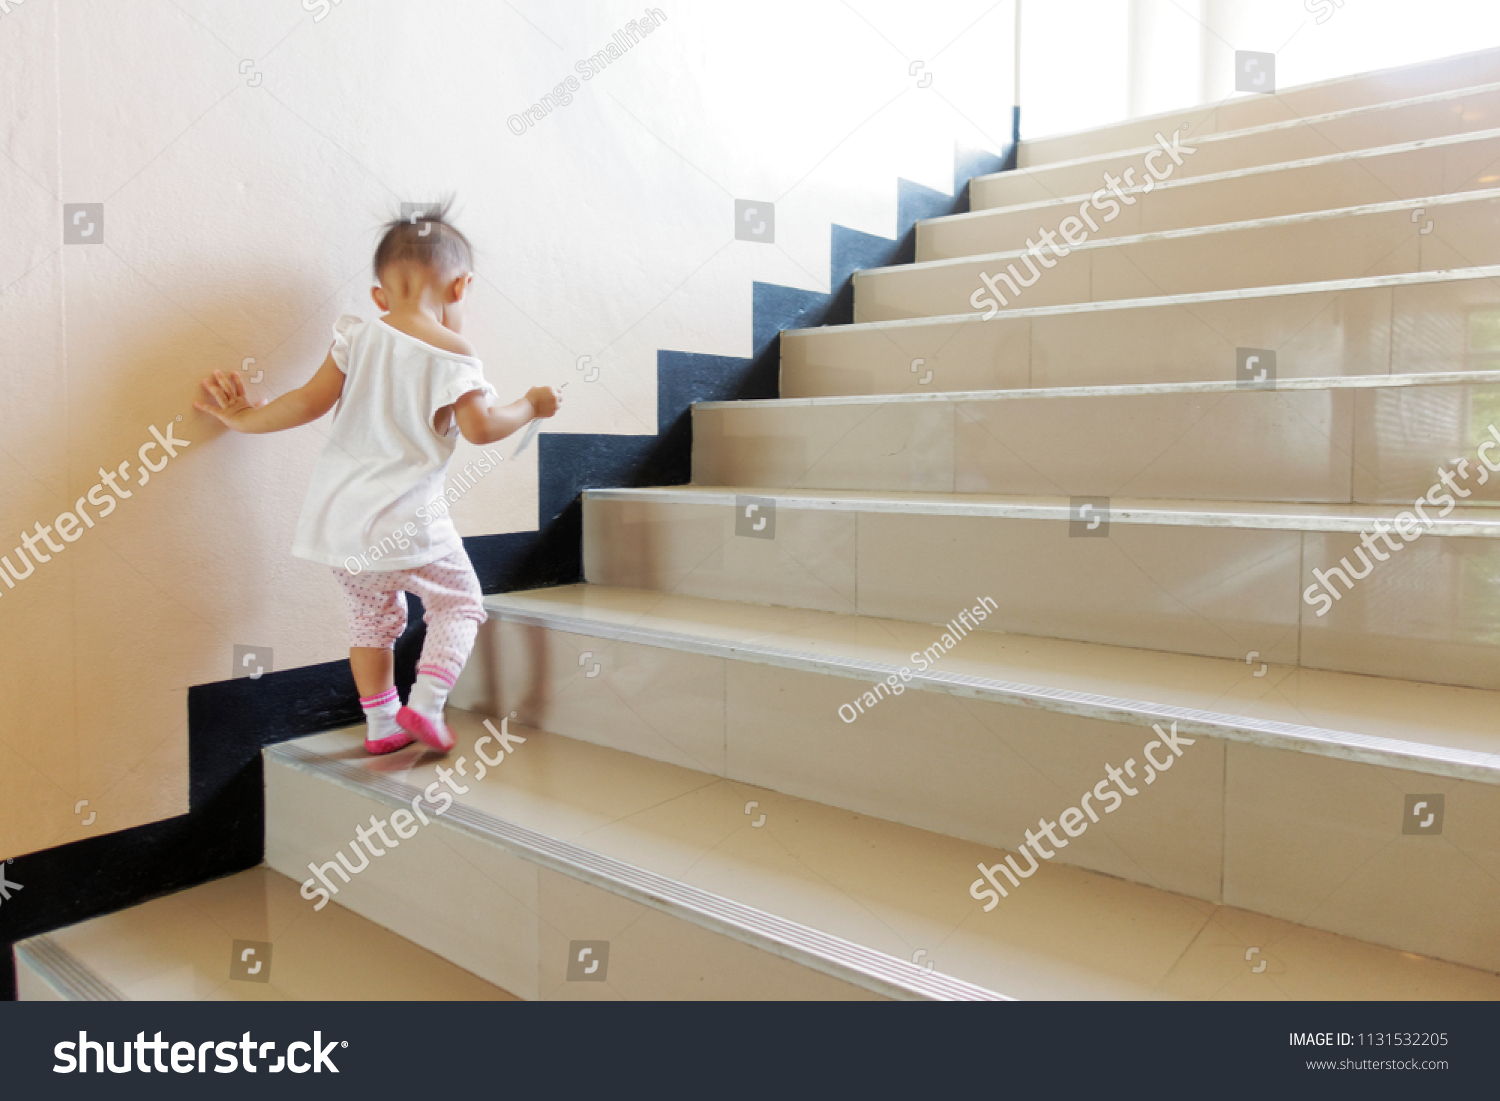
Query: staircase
20 46 1500 1001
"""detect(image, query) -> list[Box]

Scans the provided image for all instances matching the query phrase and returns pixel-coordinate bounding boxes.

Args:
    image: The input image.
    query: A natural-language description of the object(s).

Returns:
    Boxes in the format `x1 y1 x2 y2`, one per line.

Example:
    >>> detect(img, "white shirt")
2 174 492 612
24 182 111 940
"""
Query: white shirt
292 315 496 571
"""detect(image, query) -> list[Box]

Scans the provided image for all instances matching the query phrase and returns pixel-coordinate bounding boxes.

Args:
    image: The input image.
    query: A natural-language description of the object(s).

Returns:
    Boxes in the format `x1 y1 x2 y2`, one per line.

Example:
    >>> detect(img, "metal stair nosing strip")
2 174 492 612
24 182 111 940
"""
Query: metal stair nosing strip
269 744 1008 1002
698 369 1500 410
582 487 1500 538
14 935 128 1001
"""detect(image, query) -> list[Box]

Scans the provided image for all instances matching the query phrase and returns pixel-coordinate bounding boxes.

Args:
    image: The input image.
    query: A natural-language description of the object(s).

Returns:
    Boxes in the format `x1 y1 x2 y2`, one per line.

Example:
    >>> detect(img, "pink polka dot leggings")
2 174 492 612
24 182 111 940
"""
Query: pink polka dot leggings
331 549 487 685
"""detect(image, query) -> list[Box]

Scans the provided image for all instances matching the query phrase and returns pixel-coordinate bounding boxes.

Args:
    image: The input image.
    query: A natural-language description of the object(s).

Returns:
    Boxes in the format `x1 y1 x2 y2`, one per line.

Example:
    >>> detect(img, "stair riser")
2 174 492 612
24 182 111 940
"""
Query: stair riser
861 197 1500 322
1224 743 1500 972
694 383 1500 505
990 90 1500 211
458 615 1500 973
1016 48 1500 168
954 133 1500 256
450 620 729 778
582 496 1500 690
263 758 883 1001
782 278 1500 397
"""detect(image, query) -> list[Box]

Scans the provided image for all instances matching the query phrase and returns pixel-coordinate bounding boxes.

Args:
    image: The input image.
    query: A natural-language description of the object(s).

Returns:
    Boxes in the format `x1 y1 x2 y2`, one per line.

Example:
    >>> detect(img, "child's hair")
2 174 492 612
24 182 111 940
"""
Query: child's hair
374 198 474 281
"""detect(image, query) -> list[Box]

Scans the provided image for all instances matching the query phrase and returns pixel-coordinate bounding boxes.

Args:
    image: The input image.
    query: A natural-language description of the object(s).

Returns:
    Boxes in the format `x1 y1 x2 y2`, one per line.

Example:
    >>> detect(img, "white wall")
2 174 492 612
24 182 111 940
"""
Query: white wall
0 0 1012 859
1021 0 1500 138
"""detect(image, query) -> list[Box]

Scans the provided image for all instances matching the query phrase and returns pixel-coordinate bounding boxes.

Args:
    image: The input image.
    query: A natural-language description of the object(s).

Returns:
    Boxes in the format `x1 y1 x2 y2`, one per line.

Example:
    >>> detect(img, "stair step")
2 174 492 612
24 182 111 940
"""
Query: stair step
986 83 1500 212
459 585 1500 971
264 723 998 1000
859 190 1500 322
471 583 1500 784
274 713 1500 997
13 866 514 1001
781 267 1500 397
581 485 1500 690
954 128 1500 251
692 371 1500 505
1016 45 1500 167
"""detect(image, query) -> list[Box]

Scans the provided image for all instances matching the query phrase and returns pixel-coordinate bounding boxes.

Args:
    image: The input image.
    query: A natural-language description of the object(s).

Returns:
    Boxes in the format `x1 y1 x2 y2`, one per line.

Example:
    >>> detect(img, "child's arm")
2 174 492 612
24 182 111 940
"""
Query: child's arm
453 385 562 446
194 354 345 434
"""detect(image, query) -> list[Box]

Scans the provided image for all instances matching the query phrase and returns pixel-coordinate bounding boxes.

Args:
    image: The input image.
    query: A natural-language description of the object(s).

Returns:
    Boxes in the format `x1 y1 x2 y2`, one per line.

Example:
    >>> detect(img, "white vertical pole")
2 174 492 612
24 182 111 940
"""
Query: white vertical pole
1012 0 1022 145
1012 0 1022 112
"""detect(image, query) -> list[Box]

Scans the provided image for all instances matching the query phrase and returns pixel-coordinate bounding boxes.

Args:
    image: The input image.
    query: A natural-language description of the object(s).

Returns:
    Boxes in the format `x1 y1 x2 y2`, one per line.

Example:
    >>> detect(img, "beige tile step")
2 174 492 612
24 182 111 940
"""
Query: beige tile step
858 189 1500 323
264 727 994 1001
466 583 1500 784
460 585 1500 972
277 711 1500 996
781 267 1500 398
14 866 515 1001
950 128 1500 257
580 485 1500 691
692 371 1500 506
986 83 1500 212
1015 44 1500 168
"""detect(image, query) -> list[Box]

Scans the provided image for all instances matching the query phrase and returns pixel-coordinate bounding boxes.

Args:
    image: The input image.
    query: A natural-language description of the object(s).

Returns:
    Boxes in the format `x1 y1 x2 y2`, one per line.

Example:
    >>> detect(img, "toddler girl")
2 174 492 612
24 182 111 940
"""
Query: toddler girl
195 203 560 755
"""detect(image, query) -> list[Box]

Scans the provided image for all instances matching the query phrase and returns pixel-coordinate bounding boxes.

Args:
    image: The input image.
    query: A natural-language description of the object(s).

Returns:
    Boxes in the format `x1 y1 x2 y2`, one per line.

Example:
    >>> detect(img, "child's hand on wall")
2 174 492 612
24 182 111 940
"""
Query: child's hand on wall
194 369 266 430
527 385 562 418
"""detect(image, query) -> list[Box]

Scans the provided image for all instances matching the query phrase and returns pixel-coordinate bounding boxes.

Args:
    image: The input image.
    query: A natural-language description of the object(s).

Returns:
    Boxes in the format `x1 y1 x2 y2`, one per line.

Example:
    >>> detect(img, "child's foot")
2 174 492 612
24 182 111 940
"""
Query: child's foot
397 705 455 753
362 688 413 754
365 728 415 755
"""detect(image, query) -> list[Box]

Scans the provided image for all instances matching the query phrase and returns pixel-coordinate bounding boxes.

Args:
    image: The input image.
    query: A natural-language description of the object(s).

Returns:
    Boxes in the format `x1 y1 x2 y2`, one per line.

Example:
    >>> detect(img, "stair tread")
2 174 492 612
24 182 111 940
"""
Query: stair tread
991 80 1500 177
588 484 1500 535
280 715 1500 1000
783 264 1500 335
1011 44 1500 160
864 187 1500 276
968 124 1500 208
270 733 996 1001
486 584 1500 780
16 866 516 1001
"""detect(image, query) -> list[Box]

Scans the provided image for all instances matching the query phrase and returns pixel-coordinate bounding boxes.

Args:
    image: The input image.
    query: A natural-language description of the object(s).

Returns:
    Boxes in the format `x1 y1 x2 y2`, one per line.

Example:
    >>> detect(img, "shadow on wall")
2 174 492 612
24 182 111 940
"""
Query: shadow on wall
0 141 1010 999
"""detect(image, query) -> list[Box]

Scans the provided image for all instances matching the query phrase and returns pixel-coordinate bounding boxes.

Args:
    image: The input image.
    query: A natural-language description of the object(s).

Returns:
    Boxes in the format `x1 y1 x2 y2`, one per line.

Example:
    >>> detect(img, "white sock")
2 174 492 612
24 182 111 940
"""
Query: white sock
361 688 402 743
407 668 454 718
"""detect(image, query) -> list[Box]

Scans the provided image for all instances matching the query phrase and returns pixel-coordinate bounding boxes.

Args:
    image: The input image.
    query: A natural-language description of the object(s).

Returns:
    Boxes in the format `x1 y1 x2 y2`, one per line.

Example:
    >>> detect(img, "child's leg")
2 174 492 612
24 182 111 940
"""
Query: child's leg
350 647 407 752
350 646 395 697
332 567 412 754
395 550 487 751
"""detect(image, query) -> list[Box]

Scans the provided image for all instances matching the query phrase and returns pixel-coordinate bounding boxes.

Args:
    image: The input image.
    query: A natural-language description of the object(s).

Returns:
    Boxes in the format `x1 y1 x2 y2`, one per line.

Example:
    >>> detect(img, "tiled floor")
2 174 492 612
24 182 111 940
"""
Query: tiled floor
289 711 1500 1000
26 865 516 1001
